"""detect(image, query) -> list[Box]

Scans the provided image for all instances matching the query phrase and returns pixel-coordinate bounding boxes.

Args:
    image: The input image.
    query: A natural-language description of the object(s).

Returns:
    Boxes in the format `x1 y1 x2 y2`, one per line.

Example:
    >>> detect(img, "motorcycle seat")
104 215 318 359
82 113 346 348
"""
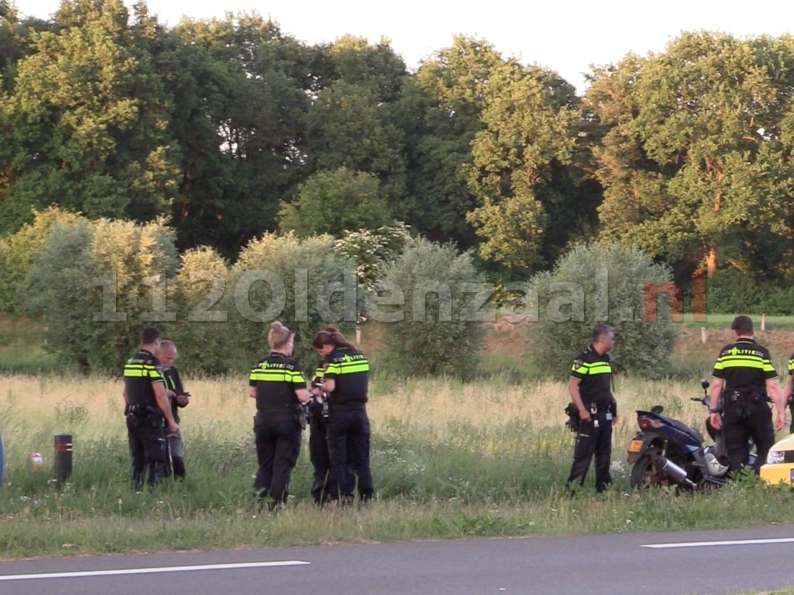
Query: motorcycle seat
642 411 704 443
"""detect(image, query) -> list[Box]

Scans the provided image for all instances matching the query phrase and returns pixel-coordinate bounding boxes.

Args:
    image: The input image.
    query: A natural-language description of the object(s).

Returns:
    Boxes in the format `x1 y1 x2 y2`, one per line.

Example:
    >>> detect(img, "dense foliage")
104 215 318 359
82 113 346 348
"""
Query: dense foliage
4 1 794 374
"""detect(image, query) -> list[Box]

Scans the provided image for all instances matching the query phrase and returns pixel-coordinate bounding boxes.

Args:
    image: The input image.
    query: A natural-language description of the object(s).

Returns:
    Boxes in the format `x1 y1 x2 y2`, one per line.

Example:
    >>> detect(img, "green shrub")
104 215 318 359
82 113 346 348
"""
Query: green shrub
380 238 486 377
531 243 679 377
22 218 178 372
229 233 353 368
0 207 84 312
704 268 763 314
169 246 232 375
278 168 393 238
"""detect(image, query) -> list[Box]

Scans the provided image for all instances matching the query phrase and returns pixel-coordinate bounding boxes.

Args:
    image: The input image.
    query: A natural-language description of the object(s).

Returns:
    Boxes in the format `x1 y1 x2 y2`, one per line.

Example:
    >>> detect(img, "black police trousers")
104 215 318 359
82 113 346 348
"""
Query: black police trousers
254 413 302 505
723 401 775 474
326 407 374 502
309 413 354 504
566 413 612 493
127 416 167 491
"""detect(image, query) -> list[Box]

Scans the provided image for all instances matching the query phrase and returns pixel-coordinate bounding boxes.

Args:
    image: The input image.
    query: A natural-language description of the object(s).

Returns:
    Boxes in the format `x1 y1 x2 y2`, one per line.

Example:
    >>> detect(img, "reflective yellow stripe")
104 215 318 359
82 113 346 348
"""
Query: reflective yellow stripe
717 359 765 370
250 371 289 381
788 359 793 372
572 361 610 375
124 369 145 377
335 364 370 374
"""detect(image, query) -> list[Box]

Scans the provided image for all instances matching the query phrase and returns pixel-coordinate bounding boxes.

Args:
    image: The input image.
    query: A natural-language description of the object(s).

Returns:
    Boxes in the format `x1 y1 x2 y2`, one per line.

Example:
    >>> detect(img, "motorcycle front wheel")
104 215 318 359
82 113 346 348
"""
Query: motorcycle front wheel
630 454 670 491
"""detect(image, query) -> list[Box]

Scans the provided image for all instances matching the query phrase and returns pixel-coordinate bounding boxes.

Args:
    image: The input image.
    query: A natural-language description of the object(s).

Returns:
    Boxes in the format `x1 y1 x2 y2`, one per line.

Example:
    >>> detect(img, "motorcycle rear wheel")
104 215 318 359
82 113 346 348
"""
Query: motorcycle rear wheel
630 454 671 491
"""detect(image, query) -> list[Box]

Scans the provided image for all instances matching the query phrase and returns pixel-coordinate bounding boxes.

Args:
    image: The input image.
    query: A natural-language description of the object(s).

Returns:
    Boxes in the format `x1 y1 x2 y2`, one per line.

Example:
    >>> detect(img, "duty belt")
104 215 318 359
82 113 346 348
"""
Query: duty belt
725 390 767 404
584 402 614 414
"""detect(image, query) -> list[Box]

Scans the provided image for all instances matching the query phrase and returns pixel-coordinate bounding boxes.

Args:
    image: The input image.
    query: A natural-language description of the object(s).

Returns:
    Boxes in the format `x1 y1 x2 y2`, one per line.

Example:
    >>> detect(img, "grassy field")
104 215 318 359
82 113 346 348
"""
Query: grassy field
3 371 794 560
2 314 794 562
677 312 794 331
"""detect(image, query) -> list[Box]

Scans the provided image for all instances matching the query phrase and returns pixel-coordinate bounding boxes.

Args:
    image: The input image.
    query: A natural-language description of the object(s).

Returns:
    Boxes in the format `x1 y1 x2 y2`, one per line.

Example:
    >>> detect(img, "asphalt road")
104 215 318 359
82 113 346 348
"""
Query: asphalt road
2 526 794 595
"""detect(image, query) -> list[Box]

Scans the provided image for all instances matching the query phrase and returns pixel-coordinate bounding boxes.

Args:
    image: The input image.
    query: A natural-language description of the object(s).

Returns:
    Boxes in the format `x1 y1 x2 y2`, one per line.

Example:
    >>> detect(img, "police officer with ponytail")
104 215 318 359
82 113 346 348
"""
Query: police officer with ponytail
312 328 374 504
308 327 355 505
249 322 310 509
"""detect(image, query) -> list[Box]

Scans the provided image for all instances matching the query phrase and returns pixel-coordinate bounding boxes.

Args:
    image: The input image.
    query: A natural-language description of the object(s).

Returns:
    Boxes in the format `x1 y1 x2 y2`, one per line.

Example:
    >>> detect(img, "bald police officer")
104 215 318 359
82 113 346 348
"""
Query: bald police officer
709 316 785 474
566 325 617 494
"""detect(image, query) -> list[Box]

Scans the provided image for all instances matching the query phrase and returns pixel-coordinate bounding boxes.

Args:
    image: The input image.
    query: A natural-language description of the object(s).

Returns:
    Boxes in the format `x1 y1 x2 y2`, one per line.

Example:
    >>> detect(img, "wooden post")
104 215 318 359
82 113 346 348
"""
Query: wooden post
356 325 362 347
701 327 707 344
761 314 766 332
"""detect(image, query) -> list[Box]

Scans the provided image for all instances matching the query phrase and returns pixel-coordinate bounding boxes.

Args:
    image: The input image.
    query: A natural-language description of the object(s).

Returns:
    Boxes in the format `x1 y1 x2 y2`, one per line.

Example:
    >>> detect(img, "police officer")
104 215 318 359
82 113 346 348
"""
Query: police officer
784 350 794 433
159 340 190 480
307 328 355 505
566 324 617 494
709 316 786 473
312 328 374 505
307 360 335 504
249 321 310 509
123 326 179 491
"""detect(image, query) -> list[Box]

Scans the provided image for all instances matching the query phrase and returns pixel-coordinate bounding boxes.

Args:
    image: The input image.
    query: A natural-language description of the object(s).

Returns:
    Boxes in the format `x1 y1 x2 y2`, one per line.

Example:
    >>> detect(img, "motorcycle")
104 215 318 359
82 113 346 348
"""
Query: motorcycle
626 379 755 490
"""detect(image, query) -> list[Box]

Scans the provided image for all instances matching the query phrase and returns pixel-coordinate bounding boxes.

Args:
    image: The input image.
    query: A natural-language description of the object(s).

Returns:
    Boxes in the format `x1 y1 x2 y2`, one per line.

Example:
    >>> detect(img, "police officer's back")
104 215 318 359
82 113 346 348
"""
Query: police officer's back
123 326 179 490
709 316 786 473
248 321 310 508
565 325 617 494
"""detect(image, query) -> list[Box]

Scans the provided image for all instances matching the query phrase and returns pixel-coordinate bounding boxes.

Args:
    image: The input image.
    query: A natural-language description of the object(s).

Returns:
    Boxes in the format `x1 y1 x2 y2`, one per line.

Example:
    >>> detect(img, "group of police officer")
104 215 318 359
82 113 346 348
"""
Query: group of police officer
565 316 794 493
124 314 794 500
123 323 374 508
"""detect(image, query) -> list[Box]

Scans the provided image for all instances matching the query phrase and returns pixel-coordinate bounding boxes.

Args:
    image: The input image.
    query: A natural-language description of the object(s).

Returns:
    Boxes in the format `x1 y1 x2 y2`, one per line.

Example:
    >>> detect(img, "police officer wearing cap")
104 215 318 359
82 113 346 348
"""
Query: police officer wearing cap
709 316 786 473
248 321 310 509
566 324 618 494
123 326 179 490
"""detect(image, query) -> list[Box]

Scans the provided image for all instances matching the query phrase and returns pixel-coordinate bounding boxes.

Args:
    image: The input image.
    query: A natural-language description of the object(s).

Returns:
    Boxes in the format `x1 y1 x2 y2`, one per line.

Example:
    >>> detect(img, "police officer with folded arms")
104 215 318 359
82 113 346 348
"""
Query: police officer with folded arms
159 340 190 480
312 328 374 504
709 316 786 473
123 326 179 490
566 324 617 494
249 321 310 509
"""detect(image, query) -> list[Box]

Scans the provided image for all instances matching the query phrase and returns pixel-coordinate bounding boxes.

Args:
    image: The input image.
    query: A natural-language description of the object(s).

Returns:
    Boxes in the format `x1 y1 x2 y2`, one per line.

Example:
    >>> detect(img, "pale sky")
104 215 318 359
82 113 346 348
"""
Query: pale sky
14 0 794 93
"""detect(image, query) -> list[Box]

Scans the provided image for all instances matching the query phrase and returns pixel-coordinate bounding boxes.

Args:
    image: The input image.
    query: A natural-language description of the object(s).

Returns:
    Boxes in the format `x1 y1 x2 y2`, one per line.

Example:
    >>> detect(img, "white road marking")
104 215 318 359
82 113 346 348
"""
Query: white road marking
0 560 311 582
642 537 794 549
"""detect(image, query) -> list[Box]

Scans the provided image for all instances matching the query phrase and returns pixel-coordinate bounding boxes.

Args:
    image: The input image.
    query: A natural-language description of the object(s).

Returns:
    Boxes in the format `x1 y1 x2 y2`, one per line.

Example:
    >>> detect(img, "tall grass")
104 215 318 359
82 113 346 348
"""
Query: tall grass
2 371 794 558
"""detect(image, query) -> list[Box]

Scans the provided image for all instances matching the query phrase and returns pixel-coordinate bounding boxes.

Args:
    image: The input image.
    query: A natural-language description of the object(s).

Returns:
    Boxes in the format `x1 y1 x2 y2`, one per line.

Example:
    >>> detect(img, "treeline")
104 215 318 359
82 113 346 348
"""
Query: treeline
2 1 794 297
4 208 679 377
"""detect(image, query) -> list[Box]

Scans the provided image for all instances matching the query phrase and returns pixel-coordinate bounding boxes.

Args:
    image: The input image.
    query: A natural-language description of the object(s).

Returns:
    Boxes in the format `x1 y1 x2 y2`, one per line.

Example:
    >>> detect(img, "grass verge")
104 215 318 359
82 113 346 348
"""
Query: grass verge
2 372 794 559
